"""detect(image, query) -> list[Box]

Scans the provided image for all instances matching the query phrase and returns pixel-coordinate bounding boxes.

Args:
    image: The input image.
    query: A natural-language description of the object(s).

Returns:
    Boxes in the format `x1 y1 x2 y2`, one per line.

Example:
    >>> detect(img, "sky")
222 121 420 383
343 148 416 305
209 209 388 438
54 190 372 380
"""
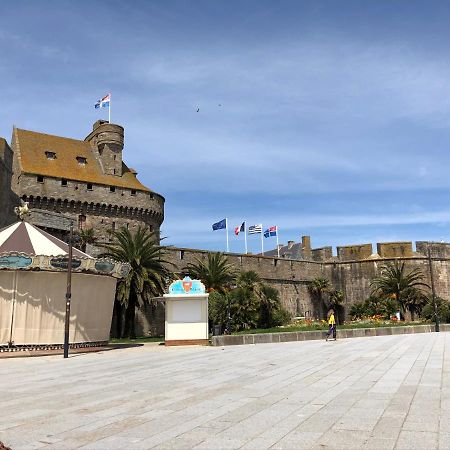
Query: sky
2 0 450 254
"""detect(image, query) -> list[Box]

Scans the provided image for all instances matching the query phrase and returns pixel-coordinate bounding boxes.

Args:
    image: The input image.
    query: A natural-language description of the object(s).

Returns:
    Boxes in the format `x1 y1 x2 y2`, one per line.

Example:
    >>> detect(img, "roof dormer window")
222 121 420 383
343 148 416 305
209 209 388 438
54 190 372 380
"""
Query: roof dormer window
45 151 57 159
76 156 87 165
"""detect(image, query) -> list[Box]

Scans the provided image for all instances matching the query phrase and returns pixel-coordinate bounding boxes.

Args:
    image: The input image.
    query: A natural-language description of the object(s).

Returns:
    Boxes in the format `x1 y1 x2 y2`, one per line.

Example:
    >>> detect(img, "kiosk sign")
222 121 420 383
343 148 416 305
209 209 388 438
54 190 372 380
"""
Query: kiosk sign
169 276 206 295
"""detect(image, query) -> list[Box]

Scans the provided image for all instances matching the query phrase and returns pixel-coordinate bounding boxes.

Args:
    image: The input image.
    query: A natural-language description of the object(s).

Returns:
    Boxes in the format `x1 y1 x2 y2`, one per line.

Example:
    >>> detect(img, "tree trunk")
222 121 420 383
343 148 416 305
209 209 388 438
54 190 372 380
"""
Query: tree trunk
124 294 137 339
110 300 123 338
116 301 123 338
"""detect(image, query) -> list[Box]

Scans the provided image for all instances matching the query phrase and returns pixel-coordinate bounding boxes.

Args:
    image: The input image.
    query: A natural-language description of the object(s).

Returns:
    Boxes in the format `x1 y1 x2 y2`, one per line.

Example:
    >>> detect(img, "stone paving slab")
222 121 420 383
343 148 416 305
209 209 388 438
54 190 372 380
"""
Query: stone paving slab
0 332 450 449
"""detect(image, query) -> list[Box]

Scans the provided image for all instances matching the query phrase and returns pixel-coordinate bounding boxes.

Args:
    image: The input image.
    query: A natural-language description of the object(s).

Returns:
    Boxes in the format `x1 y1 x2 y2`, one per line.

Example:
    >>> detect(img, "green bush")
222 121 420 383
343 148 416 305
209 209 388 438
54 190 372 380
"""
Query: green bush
258 284 283 328
208 291 228 329
270 307 292 327
229 287 259 331
421 297 450 323
208 277 289 332
349 296 398 320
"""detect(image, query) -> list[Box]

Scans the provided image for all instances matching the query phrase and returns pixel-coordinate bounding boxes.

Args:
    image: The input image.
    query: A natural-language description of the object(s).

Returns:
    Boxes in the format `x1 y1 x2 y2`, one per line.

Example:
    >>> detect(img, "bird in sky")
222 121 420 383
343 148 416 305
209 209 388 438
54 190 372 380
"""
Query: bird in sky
196 108 200 112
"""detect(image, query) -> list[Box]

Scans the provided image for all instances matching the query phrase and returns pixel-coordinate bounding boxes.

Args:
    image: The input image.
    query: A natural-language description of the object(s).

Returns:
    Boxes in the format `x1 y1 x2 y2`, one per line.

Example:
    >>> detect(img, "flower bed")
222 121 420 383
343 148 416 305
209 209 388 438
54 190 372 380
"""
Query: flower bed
232 317 426 335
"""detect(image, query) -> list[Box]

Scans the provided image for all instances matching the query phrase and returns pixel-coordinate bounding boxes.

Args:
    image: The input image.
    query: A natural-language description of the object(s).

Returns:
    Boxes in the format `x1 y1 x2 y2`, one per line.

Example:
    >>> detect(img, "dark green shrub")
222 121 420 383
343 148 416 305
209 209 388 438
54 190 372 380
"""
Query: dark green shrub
229 287 259 331
270 307 292 326
258 284 282 328
208 273 287 332
421 297 450 323
349 296 398 319
208 291 228 329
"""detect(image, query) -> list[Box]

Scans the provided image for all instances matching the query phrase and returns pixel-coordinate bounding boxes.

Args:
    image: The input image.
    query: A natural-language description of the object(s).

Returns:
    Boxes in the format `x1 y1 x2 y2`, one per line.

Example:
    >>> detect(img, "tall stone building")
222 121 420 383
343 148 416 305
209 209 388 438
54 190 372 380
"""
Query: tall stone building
1 120 164 240
0 138 18 227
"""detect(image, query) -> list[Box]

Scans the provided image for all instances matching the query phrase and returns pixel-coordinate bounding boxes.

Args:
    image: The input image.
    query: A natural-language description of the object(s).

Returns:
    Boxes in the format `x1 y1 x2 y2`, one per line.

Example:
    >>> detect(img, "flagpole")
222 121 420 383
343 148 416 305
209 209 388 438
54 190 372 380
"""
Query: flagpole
226 218 229 253
108 93 111 123
244 221 248 254
276 226 280 257
261 225 264 256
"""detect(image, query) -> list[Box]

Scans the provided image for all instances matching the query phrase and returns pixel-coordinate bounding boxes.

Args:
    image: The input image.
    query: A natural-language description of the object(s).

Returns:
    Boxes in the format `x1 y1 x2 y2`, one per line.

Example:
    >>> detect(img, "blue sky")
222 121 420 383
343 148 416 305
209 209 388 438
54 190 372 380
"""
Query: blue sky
2 0 450 254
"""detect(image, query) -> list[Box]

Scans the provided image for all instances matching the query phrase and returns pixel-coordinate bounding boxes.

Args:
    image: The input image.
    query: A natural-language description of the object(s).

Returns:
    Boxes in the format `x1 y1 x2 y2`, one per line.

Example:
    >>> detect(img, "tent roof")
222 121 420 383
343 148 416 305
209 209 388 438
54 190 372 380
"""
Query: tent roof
0 222 91 258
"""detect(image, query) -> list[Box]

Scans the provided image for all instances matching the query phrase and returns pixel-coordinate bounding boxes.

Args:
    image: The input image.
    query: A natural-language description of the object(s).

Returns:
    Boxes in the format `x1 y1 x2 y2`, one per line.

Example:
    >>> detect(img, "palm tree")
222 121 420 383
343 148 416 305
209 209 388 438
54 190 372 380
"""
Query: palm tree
186 252 236 293
402 287 427 321
76 227 96 253
370 262 428 316
258 284 282 328
229 287 259 331
237 270 261 292
308 277 331 319
101 226 173 338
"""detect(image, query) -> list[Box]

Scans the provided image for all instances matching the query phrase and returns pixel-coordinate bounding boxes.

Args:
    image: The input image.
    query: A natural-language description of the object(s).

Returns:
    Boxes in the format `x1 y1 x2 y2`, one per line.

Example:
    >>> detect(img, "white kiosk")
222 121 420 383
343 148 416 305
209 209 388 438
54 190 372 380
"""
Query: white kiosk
163 277 209 346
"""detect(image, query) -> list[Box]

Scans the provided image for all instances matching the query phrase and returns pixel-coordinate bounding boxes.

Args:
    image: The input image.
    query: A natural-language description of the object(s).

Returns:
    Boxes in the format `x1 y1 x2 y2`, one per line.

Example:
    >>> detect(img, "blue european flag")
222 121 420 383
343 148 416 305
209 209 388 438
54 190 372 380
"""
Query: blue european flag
212 219 227 231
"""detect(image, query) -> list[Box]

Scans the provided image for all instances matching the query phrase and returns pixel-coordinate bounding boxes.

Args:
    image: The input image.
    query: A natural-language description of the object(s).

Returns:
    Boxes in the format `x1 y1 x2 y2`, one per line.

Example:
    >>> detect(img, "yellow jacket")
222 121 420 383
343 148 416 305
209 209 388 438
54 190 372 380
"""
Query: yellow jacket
328 314 335 325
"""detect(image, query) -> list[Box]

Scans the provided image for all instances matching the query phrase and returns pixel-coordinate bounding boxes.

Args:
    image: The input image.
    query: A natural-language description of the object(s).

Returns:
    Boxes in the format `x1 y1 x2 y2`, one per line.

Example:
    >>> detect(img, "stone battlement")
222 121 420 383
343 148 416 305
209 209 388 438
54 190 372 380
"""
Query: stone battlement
270 236 450 262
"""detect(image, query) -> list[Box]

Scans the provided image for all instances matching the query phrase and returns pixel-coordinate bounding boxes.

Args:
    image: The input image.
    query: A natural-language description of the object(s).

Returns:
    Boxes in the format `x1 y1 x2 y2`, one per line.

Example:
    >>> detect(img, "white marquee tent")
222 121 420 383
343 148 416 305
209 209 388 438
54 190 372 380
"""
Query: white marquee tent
0 221 128 347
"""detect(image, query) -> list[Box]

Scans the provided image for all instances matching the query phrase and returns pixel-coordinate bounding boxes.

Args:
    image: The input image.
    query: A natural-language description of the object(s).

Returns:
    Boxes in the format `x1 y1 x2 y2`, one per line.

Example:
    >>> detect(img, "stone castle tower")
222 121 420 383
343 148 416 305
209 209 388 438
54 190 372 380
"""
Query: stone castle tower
0 120 164 241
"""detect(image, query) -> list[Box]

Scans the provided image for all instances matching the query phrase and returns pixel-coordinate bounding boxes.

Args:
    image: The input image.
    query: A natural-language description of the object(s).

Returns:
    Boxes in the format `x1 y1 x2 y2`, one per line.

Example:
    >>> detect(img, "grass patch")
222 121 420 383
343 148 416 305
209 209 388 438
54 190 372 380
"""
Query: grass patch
110 336 164 344
232 321 426 335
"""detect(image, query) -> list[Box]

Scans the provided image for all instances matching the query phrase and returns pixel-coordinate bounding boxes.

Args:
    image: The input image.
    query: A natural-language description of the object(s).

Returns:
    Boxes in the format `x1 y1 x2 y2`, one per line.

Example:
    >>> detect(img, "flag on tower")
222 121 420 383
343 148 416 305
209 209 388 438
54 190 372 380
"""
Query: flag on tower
94 93 110 109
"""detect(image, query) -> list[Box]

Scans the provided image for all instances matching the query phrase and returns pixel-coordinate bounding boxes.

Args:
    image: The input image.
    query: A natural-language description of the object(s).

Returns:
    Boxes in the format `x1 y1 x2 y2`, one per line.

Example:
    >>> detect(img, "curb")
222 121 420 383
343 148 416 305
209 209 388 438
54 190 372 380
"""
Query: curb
211 324 450 346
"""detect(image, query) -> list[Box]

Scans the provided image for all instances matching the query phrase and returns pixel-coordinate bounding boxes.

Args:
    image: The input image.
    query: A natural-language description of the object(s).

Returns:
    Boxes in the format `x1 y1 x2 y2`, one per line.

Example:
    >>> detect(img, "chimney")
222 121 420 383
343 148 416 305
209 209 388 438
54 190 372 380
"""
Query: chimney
301 235 312 259
287 240 295 249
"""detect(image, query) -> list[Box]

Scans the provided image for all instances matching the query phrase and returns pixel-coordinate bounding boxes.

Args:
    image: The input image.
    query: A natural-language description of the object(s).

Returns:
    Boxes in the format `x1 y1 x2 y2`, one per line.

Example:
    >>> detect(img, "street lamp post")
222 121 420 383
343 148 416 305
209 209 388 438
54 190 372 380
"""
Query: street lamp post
25 207 77 357
427 247 440 332
64 220 74 358
226 295 231 335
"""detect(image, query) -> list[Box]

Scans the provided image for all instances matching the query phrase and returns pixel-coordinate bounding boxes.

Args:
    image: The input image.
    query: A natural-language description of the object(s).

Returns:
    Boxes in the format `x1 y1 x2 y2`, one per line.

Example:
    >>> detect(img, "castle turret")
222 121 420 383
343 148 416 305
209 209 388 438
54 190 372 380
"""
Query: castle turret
85 120 124 176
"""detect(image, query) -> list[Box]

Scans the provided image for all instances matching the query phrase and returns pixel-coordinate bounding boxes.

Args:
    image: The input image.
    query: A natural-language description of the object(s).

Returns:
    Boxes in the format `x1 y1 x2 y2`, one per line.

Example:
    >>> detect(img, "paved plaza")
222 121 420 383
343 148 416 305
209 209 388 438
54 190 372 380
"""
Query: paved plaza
1 333 450 450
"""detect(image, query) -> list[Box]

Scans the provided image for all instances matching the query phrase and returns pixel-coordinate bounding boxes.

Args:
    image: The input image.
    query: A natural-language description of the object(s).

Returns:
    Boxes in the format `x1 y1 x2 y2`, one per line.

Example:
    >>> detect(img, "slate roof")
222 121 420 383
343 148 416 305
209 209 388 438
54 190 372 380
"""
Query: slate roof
264 242 304 259
14 128 151 192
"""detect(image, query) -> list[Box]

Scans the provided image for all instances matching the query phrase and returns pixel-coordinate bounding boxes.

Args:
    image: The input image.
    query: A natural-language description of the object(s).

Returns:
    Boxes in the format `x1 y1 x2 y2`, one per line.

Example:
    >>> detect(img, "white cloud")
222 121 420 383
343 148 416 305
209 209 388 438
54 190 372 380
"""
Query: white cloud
117 36 450 198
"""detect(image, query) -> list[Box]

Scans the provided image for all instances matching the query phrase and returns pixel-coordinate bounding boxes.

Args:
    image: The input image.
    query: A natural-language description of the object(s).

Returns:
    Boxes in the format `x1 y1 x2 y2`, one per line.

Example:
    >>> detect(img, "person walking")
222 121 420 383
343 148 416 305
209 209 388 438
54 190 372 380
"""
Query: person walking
326 309 336 341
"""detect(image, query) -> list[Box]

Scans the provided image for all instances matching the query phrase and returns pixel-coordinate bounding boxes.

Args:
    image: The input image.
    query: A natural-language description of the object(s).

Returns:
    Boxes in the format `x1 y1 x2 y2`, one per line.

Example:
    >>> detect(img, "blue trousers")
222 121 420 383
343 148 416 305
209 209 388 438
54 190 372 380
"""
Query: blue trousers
326 324 336 339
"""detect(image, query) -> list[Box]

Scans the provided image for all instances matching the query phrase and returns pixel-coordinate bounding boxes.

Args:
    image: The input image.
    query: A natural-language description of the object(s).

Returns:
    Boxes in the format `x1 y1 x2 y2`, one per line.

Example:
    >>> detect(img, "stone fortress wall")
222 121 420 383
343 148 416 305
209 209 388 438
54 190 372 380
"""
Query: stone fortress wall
160 239 450 321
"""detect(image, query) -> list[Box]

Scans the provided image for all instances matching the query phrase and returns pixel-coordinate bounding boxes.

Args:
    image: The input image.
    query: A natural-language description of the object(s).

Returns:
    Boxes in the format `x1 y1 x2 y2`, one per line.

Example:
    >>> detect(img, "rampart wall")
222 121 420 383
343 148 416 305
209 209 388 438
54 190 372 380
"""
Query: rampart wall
163 247 324 317
156 241 450 326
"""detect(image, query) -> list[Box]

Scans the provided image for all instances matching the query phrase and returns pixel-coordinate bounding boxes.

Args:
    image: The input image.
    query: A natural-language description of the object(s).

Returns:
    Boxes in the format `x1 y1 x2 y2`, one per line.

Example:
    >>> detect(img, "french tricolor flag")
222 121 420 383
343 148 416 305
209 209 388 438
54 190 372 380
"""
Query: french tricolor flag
94 93 110 109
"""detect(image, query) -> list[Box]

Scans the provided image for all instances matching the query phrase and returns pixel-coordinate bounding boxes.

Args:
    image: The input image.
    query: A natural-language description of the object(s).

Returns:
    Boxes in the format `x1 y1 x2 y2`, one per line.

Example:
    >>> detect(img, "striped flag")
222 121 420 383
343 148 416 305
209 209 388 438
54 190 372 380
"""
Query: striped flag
234 222 245 236
248 224 262 234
